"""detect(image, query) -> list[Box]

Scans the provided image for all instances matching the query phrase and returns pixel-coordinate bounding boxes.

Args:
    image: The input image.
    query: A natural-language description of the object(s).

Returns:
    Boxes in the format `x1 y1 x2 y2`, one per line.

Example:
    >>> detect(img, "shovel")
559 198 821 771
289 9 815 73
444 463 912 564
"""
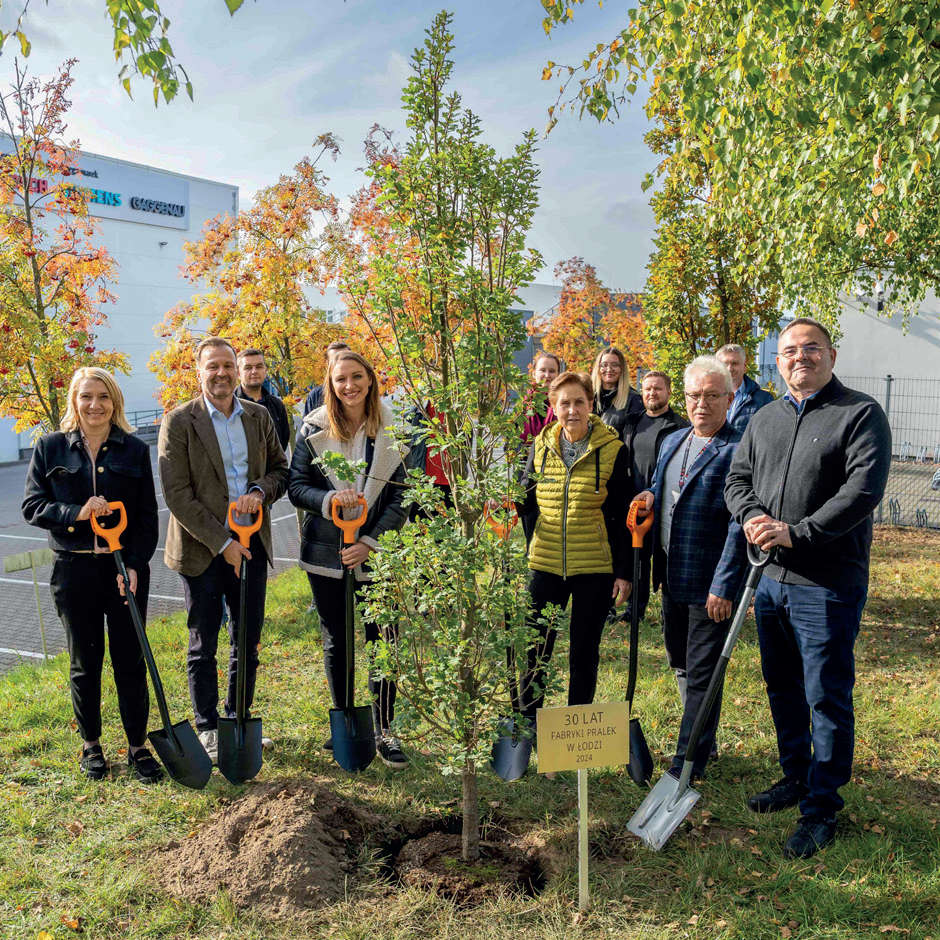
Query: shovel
624 499 655 786
217 502 264 785
486 503 532 782
627 543 772 850
90 502 212 790
328 496 376 773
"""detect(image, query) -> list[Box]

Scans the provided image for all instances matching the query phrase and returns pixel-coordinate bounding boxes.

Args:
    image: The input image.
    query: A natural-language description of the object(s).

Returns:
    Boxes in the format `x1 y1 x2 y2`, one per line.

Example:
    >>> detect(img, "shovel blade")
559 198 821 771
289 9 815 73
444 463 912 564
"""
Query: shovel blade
148 720 212 790
217 716 263 785
627 771 701 851
329 706 376 773
490 718 533 782
627 717 654 786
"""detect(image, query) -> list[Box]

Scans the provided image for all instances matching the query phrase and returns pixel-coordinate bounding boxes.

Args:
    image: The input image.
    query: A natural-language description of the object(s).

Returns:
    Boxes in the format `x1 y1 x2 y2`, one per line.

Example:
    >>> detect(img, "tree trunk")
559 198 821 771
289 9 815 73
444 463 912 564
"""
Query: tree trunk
461 763 479 861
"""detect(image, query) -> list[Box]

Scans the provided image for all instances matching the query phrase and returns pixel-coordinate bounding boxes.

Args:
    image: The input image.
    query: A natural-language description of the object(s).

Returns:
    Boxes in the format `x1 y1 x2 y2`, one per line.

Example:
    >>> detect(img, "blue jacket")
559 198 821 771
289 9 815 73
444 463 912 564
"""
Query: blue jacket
727 374 774 436
649 421 748 605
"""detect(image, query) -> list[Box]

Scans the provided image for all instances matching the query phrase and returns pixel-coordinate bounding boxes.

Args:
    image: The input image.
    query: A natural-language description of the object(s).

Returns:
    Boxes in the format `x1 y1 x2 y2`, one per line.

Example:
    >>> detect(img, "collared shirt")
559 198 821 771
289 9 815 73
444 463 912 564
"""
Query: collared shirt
727 382 746 422
204 394 250 502
783 387 821 416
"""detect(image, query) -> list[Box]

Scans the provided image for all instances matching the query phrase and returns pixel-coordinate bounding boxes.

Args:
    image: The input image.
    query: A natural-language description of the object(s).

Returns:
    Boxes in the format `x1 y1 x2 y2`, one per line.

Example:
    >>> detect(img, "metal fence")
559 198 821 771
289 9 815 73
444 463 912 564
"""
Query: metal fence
756 368 940 529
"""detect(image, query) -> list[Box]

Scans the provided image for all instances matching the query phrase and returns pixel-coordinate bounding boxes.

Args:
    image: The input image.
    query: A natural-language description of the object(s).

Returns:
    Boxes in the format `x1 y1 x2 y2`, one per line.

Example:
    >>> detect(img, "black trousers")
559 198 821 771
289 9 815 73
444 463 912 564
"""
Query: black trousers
521 569 614 721
661 578 730 776
49 553 150 745
307 572 397 732
180 536 268 732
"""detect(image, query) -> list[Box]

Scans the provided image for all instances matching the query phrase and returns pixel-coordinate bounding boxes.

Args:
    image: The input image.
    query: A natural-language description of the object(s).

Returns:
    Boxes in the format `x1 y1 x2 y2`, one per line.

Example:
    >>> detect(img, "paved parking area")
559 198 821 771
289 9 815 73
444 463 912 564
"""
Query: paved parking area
0 450 302 676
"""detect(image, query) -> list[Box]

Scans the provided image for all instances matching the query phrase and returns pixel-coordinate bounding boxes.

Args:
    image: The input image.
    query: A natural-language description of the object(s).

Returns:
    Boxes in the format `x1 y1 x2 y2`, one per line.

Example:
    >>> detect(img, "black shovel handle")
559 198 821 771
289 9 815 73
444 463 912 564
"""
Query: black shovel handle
625 501 654 708
235 553 249 725
343 564 356 712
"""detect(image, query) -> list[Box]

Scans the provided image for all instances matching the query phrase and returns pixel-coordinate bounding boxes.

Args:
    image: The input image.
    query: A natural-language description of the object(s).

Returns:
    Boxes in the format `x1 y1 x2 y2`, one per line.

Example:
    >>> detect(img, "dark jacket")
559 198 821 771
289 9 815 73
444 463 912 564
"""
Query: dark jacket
288 403 407 581
303 384 324 417
236 384 291 451
22 426 158 573
649 421 748 605
727 374 774 435
623 406 689 492
594 386 644 437
724 375 891 595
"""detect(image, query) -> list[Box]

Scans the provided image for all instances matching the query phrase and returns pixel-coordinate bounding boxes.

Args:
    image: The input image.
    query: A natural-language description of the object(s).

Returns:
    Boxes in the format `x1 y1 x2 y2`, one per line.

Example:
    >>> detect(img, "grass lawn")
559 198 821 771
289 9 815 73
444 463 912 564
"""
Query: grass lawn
0 529 937 939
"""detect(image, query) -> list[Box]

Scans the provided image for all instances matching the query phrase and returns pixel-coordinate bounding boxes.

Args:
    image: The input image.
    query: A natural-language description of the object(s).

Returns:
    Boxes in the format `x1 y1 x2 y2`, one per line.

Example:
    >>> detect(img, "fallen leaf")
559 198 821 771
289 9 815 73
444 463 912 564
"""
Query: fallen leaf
781 928 792 939
687 915 700 925
64 821 83 838
879 928 909 935
59 915 82 930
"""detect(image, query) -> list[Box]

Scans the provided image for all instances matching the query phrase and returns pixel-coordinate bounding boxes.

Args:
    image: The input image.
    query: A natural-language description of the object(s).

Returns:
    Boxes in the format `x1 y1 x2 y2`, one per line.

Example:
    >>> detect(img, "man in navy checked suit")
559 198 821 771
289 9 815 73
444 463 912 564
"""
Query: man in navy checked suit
634 355 748 781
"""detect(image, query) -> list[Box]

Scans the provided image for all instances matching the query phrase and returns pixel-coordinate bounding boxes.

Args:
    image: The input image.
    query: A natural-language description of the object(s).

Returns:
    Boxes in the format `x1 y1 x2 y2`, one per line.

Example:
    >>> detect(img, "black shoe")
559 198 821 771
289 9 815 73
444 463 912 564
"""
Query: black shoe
127 747 164 784
747 776 807 814
376 734 408 769
80 744 107 780
783 816 836 859
322 736 333 751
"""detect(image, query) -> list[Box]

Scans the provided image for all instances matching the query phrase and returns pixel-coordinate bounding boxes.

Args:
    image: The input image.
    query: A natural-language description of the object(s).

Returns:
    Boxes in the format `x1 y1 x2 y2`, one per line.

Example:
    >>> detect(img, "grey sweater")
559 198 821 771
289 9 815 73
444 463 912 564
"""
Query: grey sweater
724 376 891 594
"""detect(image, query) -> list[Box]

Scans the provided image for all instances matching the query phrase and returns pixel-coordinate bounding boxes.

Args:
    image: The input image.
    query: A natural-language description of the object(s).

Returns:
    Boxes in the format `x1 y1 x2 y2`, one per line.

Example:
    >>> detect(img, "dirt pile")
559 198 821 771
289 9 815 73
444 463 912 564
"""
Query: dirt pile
156 779 384 918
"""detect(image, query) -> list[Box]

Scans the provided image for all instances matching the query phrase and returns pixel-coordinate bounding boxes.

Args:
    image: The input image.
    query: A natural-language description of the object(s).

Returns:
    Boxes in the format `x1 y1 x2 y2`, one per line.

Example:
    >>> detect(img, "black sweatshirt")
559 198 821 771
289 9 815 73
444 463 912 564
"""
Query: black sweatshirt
724 375 891 595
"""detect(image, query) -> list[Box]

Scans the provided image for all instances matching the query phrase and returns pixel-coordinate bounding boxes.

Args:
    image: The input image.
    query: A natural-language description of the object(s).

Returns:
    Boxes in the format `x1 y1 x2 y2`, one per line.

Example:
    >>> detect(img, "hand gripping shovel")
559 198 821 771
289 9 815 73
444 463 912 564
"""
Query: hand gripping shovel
90 502 212 790
625 499 655 786
486 504 532 782
217 503 264 785
328 496 376 773
627 543 772 850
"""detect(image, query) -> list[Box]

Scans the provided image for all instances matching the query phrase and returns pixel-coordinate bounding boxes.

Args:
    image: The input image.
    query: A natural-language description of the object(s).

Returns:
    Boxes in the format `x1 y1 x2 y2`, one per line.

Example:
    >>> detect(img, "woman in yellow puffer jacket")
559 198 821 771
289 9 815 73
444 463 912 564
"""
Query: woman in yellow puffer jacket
517 371 633 731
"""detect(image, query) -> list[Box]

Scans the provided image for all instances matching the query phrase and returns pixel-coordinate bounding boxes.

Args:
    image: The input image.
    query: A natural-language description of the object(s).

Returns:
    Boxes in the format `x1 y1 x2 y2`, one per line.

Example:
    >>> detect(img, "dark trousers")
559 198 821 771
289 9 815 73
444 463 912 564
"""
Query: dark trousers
661 579 730 776
49 553 150 745
180 536 268 732
521 569 614 720
308 572 397 732
754 577 866 820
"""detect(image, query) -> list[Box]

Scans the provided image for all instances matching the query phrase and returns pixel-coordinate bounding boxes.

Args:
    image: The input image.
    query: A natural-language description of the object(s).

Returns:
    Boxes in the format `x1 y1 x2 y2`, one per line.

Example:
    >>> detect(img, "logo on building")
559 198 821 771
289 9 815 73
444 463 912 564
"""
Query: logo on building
130 196 186 218
61 185 121 206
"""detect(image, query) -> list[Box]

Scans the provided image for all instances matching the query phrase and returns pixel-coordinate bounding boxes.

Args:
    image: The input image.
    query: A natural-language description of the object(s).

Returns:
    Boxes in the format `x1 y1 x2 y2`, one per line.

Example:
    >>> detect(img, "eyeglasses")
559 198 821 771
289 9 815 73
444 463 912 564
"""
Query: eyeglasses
684 391 726 404
778 344 828 360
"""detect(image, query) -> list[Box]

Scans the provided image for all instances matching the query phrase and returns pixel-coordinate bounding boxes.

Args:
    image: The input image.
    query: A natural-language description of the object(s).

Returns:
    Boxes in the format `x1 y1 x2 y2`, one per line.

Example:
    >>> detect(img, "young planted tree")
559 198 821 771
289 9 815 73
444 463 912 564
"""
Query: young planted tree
0 59 125 434
337 12 554 862
149 138 342 411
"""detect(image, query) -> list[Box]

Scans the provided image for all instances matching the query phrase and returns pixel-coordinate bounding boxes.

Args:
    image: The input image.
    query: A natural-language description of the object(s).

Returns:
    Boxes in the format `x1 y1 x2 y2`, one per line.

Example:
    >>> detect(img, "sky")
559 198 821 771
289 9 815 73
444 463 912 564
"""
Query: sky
0 0 658 290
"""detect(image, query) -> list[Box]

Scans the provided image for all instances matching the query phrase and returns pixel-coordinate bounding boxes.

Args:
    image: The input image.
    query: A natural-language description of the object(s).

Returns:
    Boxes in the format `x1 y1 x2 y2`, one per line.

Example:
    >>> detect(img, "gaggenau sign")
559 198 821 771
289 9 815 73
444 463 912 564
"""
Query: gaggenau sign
130 196 186 218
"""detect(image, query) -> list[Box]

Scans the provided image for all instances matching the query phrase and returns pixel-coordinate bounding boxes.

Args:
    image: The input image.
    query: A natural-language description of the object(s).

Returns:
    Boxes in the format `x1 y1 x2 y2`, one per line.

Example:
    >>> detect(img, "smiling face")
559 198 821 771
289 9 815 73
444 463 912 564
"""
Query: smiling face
533 355 560 389
74 377 114 436
598 352 623 391
330 357 372 414
197 343 238 409
554 380 592 442
776 322 836 400
684 369 733 437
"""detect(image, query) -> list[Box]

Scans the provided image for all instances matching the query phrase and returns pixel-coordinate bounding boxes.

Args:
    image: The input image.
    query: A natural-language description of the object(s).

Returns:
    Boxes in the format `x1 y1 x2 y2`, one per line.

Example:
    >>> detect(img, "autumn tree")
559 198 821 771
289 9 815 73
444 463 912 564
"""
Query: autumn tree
149 138 342 411
0 59 125 434
539 0 940 321
533 256 652 376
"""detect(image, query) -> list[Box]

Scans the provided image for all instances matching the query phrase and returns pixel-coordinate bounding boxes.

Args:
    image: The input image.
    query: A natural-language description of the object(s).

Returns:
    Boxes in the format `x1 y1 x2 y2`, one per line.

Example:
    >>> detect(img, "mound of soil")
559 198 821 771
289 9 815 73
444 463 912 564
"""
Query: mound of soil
156 779 384 918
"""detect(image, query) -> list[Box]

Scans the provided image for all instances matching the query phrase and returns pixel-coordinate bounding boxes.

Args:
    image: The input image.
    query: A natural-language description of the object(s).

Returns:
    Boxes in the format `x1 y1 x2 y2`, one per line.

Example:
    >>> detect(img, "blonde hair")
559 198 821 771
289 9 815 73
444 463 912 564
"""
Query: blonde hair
591 346 631 411
60 367 133 433
323 352 382 442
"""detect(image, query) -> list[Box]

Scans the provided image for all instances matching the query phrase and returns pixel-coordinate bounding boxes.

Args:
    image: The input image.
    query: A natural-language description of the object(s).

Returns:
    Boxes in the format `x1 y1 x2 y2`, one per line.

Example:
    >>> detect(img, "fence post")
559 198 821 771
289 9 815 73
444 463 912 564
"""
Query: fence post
884 374 893 421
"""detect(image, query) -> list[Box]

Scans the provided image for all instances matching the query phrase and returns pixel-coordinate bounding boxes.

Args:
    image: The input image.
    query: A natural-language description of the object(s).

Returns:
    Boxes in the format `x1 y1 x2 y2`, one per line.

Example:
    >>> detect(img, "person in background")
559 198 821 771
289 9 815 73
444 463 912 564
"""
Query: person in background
22 368 162 783
590 346 643 439
288 351 409 768
620 370 688 622
725 317 891 859
303 341 350 416
716 343 774 435
521 352 562 445
158 337 288 764
517 371 632 732
633 355 747 783
236 348 291 452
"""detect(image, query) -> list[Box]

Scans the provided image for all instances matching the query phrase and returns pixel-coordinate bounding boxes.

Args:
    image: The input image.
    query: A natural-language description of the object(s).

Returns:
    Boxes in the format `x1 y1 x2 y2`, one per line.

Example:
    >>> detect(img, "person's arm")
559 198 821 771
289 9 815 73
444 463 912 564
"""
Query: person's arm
273 397 291 451
124 441 159 572
359 460 408 550
723 426 768 525
602 445 631 580
709 514 749 602
287 434 334 516
515 442 539 530
22 438 82 530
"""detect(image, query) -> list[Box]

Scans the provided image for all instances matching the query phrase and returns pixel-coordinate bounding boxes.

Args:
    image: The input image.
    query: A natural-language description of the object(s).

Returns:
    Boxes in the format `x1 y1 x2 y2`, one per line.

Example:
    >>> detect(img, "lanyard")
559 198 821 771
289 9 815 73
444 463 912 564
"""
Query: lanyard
677 431 711 490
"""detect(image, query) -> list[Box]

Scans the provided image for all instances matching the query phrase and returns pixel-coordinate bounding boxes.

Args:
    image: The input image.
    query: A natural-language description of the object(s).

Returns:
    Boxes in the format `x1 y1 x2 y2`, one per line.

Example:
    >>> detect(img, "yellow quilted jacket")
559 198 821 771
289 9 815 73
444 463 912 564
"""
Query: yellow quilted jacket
528 416 624 578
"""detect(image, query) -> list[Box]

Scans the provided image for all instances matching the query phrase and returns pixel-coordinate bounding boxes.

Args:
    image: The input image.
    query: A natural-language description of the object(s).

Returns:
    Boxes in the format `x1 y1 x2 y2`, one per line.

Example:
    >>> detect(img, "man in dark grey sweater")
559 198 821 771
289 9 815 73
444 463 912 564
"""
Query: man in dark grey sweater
725 317 891 860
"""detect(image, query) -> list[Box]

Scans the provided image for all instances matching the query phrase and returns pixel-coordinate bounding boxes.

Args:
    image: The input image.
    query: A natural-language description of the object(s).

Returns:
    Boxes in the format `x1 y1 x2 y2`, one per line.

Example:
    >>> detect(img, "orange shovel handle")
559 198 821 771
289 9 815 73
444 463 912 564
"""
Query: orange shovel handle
330 495 368 544
88 501 128 552
227 502 264 548
627 499 655 548
484 499 518 541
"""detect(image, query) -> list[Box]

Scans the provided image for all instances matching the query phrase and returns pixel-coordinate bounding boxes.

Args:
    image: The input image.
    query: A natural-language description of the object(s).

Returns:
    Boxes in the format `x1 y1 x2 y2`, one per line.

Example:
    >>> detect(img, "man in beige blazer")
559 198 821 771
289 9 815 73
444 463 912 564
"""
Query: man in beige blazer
158 337 288 761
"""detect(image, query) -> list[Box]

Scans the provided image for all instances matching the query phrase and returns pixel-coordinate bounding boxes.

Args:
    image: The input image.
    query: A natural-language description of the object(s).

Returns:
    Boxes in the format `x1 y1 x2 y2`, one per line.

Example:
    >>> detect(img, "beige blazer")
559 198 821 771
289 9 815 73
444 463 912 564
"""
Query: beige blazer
158 396 289 577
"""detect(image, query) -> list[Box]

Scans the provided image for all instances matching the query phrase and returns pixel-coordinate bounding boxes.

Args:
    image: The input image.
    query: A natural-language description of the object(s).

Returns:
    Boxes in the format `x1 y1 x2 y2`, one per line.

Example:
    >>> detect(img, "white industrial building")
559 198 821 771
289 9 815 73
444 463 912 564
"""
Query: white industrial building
0 140 237 462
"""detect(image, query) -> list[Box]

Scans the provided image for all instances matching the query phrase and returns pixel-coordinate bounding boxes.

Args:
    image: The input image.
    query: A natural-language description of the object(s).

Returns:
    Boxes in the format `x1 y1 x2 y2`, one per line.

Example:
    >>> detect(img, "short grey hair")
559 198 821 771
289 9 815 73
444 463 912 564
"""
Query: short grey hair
684 355 733 394
716 343 746 360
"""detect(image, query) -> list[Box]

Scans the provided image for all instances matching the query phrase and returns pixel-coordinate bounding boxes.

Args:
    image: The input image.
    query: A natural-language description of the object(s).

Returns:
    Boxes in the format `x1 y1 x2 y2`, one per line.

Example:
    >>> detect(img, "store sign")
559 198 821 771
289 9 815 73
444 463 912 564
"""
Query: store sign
62 185 122 207
130 195 185 217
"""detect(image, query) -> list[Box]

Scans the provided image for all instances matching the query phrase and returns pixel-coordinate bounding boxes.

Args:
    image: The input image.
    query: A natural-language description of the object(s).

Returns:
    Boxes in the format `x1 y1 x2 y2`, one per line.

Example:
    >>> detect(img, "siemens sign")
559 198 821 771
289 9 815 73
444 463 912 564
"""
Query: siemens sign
130 196 186 218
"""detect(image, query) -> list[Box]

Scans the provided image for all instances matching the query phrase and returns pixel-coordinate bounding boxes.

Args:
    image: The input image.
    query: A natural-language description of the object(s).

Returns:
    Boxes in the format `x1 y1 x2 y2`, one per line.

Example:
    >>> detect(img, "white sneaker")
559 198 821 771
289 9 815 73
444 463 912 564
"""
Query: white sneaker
198 729 218 764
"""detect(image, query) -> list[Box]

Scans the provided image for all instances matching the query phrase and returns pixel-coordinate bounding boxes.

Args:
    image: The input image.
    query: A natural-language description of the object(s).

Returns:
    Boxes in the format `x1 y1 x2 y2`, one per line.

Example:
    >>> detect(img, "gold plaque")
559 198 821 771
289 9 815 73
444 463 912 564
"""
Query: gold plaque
535 702 630 774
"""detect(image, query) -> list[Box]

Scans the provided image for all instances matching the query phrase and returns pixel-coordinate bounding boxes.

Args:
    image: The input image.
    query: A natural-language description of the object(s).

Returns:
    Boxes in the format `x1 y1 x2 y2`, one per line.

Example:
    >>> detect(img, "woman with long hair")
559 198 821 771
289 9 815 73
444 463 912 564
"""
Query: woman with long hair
521 352 562 445
288 351 409 768
22 367 161 783
590 346 643 437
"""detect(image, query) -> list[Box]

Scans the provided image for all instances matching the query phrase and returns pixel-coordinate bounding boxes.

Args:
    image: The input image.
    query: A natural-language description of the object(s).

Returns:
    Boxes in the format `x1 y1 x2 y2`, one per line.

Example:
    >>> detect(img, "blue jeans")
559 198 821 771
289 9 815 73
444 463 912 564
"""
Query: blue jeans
754 577 867 819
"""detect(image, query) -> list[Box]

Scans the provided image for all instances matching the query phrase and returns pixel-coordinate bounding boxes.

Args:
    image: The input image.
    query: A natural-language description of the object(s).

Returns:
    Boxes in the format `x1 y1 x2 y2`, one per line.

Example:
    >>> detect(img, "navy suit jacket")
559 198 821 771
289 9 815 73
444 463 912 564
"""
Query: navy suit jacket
650 421 748 605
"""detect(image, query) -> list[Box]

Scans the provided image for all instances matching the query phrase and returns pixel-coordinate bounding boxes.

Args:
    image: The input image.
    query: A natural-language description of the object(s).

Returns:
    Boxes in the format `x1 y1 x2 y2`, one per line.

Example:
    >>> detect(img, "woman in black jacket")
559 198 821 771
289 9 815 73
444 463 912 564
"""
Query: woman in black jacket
591 346 643 437
22 368 161 783
287 351 408 768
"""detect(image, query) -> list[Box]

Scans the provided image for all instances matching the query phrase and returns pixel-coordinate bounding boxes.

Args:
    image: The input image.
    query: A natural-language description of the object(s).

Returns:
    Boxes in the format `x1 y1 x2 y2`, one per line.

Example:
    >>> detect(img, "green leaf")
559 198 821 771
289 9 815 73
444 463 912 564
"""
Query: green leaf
224 0 245 12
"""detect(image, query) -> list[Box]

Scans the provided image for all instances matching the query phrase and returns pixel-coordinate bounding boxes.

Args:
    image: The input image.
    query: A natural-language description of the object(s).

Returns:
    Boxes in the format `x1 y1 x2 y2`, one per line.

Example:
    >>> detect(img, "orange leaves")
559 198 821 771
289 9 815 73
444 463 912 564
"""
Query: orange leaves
884 230 899 246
